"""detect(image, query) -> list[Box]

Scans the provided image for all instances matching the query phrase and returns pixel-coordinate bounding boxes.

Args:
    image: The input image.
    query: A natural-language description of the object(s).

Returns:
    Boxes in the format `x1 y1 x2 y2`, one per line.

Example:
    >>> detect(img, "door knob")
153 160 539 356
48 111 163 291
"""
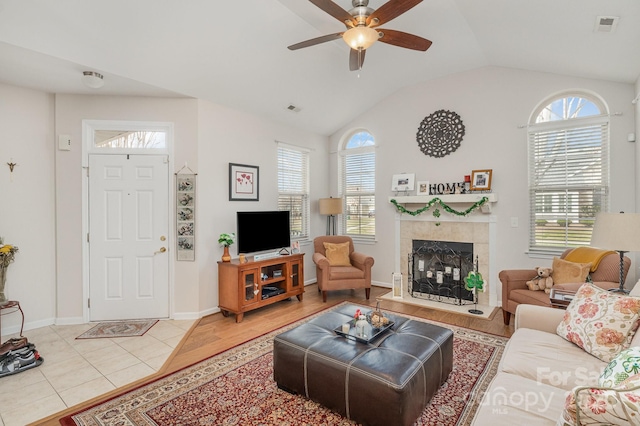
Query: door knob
155 247 167 254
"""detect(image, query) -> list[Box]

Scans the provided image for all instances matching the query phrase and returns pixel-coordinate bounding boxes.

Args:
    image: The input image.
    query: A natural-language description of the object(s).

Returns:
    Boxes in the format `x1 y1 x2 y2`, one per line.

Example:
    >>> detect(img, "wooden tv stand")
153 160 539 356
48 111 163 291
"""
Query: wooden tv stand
218 253 304 323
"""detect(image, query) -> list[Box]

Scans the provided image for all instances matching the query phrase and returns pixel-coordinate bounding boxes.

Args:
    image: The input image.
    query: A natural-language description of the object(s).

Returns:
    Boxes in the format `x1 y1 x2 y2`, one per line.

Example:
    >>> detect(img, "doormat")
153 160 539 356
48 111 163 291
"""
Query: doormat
76 319 158 339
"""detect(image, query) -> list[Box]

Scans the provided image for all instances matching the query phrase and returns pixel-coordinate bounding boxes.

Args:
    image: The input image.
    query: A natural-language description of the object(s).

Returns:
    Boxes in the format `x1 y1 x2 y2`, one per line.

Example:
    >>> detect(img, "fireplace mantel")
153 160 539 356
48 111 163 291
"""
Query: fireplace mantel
389 193 497 204
389 193 497 213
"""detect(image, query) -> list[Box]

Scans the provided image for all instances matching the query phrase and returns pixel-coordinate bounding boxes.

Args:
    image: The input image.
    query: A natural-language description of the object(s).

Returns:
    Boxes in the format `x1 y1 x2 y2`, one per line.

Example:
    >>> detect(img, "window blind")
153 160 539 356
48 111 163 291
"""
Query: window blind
278 145 309 240
528 116 609 253
340 150 376 238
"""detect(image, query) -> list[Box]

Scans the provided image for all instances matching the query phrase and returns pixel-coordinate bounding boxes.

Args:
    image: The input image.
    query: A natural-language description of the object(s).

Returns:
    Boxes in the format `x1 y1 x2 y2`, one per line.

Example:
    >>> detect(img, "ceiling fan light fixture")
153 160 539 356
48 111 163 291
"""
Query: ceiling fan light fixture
342 26 379 50
82 71 104 89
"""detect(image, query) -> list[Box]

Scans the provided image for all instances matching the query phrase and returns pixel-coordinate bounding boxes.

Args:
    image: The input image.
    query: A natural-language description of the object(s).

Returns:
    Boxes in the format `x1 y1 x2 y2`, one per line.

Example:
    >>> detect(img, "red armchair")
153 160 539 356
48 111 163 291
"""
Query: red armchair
500 249 630 325
312 236 374 303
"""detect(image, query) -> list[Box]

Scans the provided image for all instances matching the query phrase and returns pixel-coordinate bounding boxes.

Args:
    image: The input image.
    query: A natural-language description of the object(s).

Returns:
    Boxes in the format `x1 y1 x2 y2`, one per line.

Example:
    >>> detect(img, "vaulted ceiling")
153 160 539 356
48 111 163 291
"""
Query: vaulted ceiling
0 0 638 135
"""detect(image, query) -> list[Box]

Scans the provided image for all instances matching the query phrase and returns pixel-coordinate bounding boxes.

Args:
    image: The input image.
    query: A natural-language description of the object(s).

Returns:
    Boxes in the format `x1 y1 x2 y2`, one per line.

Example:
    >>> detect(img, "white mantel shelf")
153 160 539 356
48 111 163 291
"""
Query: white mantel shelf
389 193 498 204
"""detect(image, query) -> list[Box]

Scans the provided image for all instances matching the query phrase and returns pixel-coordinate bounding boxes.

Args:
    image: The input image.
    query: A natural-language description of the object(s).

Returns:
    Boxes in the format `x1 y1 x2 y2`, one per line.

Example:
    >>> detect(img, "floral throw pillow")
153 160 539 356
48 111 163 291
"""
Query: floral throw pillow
600 347 640 389
557 385 640 425
556 283 640 362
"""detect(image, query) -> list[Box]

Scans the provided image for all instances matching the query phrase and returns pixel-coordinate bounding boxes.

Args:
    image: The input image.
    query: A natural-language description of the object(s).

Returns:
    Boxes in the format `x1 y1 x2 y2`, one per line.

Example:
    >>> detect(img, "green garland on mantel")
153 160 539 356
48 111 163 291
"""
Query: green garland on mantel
389 197 489 222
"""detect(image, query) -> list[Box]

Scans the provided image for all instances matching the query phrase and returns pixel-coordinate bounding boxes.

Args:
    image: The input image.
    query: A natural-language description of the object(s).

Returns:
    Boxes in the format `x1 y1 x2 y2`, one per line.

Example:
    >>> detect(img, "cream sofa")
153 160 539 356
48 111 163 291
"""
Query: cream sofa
471 304 640 425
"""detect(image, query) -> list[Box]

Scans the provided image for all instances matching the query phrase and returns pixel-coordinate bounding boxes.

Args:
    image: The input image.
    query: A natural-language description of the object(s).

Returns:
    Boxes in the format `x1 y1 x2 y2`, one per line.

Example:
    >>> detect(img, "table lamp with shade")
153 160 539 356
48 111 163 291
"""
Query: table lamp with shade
319 197 343 235
590 212 640 293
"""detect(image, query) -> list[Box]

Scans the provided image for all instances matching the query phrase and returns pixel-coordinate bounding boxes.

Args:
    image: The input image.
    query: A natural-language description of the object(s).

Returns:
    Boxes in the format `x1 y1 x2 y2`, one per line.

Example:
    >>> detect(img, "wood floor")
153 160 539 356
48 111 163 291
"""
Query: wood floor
35 284 514 425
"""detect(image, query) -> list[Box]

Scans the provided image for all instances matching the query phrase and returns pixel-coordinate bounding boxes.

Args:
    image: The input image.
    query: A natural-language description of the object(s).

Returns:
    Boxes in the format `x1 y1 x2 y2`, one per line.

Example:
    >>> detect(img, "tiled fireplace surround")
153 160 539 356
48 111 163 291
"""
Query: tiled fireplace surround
394 213 498 307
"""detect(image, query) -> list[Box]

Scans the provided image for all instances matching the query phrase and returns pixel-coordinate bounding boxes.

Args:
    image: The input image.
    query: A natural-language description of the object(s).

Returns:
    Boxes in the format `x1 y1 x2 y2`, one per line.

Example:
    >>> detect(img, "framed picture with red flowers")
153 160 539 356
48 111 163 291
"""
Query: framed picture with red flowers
229 163 259 201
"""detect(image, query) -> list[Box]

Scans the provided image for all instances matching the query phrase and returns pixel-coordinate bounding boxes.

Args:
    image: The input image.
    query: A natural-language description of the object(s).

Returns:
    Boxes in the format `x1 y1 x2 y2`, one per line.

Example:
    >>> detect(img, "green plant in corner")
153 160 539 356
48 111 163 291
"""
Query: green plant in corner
218 233 235 247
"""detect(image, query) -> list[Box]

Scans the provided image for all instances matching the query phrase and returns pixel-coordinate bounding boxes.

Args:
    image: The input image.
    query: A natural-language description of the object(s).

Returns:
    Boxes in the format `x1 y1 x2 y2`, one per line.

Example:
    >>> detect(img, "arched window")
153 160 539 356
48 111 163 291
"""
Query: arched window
340 130 376 239
528 93 609 253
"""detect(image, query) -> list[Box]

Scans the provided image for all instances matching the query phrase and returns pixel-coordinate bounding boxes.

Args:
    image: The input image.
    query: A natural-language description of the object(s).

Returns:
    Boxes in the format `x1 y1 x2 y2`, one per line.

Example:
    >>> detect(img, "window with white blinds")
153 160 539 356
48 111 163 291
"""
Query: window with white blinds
340 131 376 239
278 143 309 241
528 94 609 254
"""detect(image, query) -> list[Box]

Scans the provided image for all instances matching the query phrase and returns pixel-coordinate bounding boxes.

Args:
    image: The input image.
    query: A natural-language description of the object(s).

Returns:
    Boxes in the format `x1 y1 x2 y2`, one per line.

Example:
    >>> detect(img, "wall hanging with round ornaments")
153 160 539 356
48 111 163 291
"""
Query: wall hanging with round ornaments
416 109 465 158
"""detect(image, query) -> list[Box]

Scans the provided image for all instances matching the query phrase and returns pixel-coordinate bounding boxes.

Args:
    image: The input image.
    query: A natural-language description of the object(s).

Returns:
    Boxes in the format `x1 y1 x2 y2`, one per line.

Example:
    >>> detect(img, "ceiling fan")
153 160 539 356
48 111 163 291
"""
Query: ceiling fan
288 0 432 71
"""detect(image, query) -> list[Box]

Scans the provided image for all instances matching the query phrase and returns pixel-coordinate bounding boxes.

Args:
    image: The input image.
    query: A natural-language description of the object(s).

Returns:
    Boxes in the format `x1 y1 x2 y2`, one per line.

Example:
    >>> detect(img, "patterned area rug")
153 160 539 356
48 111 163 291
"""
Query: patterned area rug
76 320 159 339
62 304 507 425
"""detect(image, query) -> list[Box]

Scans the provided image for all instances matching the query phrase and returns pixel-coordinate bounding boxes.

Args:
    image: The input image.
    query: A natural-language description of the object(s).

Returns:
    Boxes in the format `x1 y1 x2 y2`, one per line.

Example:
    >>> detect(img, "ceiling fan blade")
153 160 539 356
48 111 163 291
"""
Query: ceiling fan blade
288 32 344 50
349 48 366 71
377 28 432 51
310 0 355 25
367 0 423 27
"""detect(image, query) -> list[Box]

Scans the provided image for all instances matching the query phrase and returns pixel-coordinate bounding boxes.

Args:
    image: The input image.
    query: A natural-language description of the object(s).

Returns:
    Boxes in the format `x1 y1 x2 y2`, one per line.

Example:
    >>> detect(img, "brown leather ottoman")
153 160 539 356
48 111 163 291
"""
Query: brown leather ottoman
273 304 453 426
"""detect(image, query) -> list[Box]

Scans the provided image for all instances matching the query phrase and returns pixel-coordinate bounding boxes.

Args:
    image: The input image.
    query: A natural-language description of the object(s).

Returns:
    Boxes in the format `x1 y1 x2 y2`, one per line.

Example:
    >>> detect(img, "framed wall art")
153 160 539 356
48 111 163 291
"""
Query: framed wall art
229 163 259 201
391 173 415 192
416 181 430 195
470 169 492 191
175 164 197 261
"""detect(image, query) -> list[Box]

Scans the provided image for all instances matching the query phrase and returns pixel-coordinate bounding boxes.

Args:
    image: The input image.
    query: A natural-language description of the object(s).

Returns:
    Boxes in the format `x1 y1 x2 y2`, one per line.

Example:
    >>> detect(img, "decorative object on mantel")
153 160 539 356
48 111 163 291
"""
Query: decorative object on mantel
416 181 430 196
391 173 415 194
464 256 485 315
428 181 466 195
176 163 197 261
0 237 19 305
470 169 492 191
218 233 235 262
390 197 489 226
416 110 465 158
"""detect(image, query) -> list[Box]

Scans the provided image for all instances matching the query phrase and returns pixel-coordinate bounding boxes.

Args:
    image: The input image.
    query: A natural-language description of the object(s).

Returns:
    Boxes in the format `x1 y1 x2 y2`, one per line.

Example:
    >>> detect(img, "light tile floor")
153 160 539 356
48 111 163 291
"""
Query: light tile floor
0 319 195 426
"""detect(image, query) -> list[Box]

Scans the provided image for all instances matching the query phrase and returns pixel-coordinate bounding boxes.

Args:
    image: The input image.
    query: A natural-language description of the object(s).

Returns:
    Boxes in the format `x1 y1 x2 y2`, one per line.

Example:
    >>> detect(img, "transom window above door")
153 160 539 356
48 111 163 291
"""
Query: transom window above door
94 130 166 149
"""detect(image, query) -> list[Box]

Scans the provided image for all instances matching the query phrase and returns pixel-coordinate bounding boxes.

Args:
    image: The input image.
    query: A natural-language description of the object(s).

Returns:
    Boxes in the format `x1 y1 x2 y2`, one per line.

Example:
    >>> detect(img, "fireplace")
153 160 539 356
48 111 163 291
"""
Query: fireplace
393 210 497 307
409 240 475 304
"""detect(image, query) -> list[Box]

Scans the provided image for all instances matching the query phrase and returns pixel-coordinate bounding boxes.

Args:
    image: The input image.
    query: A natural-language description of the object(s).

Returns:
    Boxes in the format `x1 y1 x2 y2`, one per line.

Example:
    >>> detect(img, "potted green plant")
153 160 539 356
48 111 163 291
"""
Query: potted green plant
218 233 235 262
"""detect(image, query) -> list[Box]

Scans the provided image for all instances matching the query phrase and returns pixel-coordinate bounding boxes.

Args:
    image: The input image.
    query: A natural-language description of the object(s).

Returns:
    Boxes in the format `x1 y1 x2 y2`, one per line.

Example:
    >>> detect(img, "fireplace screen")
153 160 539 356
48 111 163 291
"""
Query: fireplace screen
409 240 474 304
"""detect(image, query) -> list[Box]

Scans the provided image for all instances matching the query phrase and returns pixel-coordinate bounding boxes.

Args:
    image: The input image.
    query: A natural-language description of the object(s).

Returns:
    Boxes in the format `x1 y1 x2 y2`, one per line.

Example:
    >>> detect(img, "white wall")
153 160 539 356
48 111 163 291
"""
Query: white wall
0 83 56 333
54 95 199 323
329 66 637 290
42 93 327 328
0 89 328 334
196 99 329 313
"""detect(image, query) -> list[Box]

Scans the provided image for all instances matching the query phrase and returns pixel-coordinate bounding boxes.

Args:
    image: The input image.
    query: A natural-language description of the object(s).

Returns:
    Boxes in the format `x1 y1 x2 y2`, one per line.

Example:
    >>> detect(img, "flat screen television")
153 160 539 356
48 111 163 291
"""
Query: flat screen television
236 211 291 254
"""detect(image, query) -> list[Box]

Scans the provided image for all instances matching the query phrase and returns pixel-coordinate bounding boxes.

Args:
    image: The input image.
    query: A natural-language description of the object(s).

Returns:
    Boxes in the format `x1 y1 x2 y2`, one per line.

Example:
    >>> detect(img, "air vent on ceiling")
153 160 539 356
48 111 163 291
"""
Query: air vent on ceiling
285 104 301 113
594 16 619 33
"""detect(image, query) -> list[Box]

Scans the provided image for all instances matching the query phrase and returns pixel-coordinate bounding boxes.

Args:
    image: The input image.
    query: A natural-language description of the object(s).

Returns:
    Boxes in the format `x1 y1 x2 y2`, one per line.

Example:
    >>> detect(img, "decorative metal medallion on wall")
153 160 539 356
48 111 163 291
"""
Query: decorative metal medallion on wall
416 109 466 158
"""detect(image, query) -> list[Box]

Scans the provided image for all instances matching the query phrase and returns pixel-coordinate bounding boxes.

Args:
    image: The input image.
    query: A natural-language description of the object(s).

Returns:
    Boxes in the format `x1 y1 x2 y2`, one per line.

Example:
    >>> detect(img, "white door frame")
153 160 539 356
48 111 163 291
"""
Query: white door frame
82 120 175 323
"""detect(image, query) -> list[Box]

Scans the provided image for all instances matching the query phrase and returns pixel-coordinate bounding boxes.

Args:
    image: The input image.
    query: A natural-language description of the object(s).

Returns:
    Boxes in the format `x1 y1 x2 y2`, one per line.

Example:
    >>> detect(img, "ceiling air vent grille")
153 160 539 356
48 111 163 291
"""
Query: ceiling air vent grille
594 16 619 33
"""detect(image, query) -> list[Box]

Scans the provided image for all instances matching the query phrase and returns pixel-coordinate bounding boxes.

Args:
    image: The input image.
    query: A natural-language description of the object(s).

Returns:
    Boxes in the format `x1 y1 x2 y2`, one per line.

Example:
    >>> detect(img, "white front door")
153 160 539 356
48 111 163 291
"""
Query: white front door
89 154 169 321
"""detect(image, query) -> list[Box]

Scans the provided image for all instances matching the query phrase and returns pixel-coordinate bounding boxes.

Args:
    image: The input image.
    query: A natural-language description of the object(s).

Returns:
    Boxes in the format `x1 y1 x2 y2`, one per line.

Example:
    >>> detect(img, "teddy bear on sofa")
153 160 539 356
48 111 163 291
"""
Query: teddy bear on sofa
526 266 554 293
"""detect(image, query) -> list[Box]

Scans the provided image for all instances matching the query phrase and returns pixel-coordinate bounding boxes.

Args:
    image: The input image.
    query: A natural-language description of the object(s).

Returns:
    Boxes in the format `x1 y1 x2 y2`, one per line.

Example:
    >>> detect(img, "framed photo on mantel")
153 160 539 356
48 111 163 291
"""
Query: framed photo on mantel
470 169 492 191
391 173 415 192
229 163 259 201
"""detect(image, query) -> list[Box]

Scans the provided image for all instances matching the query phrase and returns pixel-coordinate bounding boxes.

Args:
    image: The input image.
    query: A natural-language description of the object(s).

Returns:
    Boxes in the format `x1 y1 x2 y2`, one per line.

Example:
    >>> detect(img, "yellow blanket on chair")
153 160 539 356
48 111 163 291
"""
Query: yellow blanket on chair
564 247 616 272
